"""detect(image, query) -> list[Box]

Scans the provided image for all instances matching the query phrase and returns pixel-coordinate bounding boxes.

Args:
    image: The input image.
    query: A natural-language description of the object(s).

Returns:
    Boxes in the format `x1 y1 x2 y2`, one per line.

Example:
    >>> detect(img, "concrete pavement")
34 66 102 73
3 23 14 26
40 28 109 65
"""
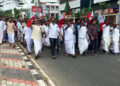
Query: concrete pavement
0 43 47 86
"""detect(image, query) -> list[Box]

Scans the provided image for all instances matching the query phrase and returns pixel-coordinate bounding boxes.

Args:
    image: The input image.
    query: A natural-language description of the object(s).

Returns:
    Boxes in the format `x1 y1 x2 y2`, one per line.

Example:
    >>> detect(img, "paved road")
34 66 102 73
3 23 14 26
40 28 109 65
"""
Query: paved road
31 48 120 86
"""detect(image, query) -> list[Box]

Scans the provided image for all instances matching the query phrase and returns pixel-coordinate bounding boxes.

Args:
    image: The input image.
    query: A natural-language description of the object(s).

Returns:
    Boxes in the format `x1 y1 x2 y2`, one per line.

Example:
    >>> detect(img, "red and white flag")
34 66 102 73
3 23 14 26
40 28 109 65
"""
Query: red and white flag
98 12 105 31
87 10 94 23
58 12 64 28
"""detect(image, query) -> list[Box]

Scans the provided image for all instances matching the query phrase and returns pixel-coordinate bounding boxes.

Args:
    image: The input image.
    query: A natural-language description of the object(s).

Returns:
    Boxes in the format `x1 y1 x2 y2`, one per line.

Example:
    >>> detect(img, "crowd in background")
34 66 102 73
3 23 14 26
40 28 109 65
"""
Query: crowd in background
0 16 120 60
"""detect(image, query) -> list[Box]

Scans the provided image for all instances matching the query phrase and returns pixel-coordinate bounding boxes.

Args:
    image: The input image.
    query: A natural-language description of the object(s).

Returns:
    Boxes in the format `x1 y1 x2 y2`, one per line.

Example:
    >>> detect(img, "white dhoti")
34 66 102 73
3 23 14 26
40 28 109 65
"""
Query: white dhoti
0 30 3 44
65 40 75 55
17 30 21 41
44 37 50 46
8 33 15 44
112 28 120 54
102 37 110 52
25 38 32 53
78 38 88 55
33 40 42 55
113 41 119 54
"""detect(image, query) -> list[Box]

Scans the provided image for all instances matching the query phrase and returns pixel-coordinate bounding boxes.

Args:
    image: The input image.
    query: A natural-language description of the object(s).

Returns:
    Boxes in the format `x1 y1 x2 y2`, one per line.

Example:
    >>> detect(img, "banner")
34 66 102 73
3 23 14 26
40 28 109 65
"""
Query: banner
32 6 42 13
94 0 110 4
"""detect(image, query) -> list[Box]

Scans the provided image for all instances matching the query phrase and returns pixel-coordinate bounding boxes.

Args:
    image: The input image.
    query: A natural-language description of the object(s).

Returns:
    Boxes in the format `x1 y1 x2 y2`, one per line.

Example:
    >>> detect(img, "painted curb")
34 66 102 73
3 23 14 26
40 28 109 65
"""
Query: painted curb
17 42 56 86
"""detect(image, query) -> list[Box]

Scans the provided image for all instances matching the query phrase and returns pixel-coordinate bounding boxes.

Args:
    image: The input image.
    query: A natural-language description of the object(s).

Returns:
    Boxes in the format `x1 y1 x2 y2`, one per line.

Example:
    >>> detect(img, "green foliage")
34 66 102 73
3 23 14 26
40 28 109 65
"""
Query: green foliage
99 2 110 11
0 10 12 17
14 8 21 19
0 9 21 19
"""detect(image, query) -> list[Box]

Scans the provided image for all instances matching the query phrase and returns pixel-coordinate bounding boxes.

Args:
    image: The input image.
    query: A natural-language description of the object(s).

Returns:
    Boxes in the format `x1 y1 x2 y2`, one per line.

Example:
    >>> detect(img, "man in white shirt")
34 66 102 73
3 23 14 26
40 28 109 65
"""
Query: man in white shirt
78 20 88 55
102 22 113 54
111 24 120 55
23 26 32 55
64 19 76 57
17 19 23 42
48 18 61 59
0 16 5 44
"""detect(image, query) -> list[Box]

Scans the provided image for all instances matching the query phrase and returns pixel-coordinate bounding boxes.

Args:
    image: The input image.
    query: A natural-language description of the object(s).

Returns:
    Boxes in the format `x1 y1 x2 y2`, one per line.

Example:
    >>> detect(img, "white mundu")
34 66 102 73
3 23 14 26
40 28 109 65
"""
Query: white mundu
31 25 43 55
78 26 88 55
43 25 50 46
0 20 5 44
17 22 22 41
112 27 120 54
23 26 32 52
64 25 75 55
102 25 112 52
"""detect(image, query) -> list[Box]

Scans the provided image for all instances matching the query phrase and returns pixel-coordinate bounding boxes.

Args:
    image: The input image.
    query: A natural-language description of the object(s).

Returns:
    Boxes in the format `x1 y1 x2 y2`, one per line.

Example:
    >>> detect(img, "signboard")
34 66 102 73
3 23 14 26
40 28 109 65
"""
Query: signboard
32 6 42 13
94 0 110 4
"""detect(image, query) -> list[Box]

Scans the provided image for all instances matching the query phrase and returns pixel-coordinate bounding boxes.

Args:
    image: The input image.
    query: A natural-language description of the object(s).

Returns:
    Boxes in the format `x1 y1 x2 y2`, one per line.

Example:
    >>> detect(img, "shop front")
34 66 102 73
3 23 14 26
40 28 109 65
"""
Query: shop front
95 8 120 24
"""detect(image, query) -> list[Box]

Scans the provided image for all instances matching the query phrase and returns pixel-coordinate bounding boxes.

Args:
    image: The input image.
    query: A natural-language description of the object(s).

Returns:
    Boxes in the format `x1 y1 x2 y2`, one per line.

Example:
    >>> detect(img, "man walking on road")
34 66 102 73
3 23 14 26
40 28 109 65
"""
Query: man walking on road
88 20 99 56
64 19 76 57
23 21 33 55
0 16 5 44
6 18 16 47
31 19 44 60
48 17 61 59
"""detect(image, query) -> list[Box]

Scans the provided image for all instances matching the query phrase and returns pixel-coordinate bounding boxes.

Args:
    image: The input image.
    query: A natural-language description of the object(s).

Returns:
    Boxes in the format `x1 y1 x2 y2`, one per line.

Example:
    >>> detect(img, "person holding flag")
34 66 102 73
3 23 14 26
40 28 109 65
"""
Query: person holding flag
31 18 44 60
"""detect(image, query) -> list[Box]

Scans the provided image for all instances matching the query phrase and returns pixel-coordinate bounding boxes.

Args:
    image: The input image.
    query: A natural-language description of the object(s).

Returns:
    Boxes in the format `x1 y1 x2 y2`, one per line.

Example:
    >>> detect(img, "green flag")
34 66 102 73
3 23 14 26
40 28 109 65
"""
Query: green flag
64 0 71 15
88 0 91 11
56 13 59 24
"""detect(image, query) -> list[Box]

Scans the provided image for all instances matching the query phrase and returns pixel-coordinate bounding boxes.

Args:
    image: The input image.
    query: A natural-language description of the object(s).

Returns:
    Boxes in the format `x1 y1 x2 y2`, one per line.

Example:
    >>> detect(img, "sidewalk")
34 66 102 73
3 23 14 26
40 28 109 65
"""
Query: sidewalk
0 43 46 86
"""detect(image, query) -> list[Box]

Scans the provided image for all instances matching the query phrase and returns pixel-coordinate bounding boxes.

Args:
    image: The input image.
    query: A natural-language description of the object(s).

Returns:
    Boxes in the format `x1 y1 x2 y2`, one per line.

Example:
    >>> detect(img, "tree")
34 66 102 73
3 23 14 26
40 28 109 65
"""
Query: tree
99 2 110 13
14 8 21 19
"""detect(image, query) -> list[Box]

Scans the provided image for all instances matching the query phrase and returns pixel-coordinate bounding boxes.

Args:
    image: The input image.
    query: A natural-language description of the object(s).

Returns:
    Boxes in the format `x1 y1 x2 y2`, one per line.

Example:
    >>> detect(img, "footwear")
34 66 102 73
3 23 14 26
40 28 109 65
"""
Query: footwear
35 55 39 60
115 53 118 56
28 52 31 55
52 56 56 59
65 54 68 56
72 55 76 58
93 54 98 56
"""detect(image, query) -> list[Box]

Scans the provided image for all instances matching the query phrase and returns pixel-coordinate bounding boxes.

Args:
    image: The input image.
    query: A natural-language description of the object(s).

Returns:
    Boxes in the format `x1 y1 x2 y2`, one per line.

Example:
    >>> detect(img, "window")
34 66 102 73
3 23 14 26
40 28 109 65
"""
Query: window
56 6 59 11
31 0 34 3
51 6 54 11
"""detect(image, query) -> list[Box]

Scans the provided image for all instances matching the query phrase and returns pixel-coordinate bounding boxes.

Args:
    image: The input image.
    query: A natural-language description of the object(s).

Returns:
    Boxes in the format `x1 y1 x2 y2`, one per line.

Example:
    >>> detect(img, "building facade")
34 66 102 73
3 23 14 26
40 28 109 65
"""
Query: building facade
59 0 80 13
41 0 59 17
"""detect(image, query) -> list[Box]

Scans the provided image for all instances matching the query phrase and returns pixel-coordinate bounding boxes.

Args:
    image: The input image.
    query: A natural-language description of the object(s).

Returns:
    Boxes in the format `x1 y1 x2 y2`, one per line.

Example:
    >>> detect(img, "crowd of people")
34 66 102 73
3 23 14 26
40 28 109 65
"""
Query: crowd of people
0 16 120 60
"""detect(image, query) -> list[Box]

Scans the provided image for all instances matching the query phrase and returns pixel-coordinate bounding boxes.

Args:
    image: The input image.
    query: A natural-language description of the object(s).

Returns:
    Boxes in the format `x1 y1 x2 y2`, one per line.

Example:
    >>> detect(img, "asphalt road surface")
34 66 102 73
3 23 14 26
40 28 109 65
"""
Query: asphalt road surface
31 48 120 86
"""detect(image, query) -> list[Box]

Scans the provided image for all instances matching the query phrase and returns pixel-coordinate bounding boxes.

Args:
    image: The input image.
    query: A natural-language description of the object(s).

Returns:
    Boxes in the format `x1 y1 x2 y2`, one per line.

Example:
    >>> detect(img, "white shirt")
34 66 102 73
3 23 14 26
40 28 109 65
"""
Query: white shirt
64 25 74 40
103 25 112 38
0 20 5 31
48 23 60 39
78 26 87 39
43 25 49 36
23 26 32 39
112 28 120 42
17 22 22 32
